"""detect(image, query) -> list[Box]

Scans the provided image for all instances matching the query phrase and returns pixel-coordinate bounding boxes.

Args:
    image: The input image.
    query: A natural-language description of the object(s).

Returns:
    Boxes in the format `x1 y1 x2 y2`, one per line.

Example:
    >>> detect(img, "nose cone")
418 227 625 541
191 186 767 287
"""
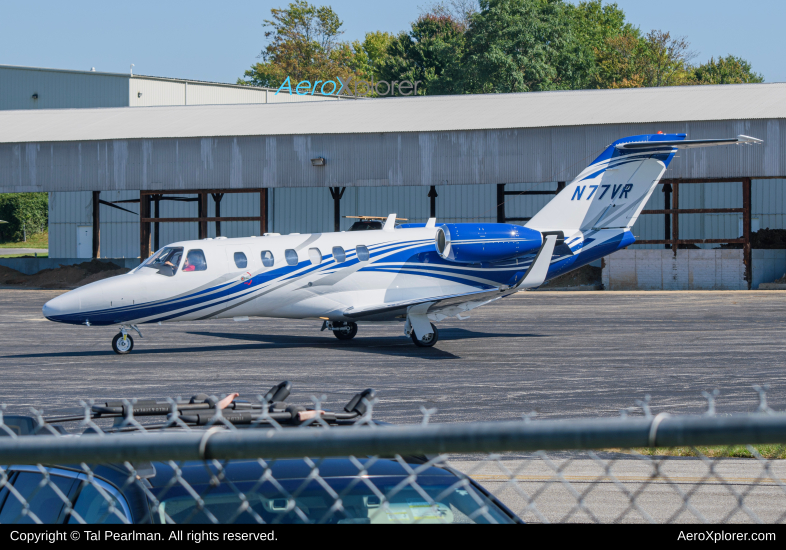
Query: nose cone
42 292 80 322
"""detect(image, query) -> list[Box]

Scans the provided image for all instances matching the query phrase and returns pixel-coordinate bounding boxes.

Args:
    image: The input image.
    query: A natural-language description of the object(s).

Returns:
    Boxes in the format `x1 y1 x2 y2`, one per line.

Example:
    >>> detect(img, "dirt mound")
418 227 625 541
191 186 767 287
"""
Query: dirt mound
721 228 786 249
541 264 602 289
0 260 130 289
753 228 786 249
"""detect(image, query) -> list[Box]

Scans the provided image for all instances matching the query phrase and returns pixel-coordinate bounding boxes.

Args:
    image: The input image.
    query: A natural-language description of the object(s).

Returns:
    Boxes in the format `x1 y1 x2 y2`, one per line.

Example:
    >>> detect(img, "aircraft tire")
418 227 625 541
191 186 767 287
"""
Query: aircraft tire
112 333 134 354
333 322 358 341
411 323 439 347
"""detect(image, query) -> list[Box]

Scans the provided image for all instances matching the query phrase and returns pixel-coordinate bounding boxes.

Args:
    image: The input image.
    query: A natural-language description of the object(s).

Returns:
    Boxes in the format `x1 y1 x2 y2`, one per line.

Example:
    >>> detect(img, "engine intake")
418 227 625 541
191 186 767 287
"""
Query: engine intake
435 223 543 264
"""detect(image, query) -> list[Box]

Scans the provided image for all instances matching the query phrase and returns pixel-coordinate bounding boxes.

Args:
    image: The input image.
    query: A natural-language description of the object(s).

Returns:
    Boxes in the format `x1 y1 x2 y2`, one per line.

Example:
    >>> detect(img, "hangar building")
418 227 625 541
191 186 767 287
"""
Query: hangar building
0 65 784 289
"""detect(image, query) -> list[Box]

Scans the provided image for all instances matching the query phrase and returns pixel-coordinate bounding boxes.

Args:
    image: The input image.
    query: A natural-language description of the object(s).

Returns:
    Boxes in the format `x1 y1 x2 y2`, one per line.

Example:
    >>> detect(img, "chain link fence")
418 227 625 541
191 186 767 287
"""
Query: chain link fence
0 384 785 524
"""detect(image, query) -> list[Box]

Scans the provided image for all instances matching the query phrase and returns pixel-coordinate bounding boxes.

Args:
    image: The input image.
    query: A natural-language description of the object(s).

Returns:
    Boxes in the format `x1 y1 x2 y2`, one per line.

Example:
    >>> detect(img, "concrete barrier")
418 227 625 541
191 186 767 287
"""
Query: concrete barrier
602 249 786 290
0 257 141 275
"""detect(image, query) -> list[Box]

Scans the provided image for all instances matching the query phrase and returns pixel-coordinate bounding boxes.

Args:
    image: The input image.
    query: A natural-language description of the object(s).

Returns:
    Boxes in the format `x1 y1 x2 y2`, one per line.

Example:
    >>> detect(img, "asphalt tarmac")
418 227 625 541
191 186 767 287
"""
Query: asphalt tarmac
461 456 786 524
1 289 784 422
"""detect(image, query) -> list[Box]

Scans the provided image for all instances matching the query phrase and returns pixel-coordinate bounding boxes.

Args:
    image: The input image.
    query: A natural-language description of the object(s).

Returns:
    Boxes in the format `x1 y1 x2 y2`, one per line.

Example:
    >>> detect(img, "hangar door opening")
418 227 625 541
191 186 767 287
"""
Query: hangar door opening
76 226 92 258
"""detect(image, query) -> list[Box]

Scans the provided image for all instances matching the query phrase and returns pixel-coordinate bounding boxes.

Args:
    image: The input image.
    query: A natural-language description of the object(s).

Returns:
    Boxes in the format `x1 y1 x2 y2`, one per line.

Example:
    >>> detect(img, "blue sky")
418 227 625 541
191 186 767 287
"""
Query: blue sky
1 1 783 84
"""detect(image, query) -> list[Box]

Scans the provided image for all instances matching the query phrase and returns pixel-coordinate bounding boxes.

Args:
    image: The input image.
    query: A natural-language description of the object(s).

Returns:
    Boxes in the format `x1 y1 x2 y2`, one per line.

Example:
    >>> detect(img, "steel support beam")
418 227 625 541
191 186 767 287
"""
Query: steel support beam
91 191 100 259
672 182 679 255
260 189 268 235
329 187 345 232
152 195 161 252
211 193 224 237
198 192 208 240
743 177 752 289
662 183 672 250
496 184 506 223
428 186 438 218
139 192 151 259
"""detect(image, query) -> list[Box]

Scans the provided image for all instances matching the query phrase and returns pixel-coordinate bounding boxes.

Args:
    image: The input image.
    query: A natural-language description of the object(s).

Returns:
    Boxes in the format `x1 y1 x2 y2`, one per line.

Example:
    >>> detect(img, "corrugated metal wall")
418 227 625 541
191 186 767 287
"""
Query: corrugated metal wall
49 179 786 257
0 67 128 110
7 119 782 194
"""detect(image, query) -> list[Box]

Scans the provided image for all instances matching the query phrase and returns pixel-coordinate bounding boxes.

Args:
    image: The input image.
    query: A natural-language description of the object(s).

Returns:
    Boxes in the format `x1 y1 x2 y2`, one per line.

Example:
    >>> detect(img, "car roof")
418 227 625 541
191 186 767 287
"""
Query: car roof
146 457 455 488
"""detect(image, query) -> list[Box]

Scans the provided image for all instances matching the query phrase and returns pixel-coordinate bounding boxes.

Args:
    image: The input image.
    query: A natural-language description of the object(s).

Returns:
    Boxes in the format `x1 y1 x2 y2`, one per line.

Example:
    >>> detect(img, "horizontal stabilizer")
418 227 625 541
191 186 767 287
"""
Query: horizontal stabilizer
616 135 762 150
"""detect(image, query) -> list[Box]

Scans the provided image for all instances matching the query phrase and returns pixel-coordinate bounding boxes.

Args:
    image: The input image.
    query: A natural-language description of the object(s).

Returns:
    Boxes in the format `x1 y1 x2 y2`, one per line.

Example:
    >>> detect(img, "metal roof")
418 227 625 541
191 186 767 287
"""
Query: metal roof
0 63 284 93
0 83 784 144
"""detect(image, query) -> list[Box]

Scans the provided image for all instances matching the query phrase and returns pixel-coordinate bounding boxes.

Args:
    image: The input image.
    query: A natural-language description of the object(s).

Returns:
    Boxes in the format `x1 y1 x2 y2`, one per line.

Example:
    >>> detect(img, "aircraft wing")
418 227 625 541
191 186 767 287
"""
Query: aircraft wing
343 235 558 321
342 288 506 321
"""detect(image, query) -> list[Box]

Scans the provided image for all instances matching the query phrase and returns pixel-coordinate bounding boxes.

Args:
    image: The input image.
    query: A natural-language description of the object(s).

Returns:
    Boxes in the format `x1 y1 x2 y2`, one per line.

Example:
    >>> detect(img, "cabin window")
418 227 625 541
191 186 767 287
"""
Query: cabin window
261 250 274 268
308 248 322 265
332 246 346 263
143 246 183 277
285 249 299 266
356 245 370 262
233 252 248 269
183 249 207 272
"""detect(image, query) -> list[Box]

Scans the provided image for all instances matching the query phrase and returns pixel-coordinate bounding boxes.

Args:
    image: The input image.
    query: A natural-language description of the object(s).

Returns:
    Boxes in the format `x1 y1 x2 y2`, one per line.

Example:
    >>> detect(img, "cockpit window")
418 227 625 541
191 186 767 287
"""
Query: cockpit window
142 247 184 277
233 252 248 269
183 249 207 272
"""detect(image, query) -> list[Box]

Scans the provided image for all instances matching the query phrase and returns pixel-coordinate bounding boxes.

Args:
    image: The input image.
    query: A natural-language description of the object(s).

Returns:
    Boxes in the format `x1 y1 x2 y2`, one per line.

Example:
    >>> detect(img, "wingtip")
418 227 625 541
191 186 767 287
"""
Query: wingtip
737 135 763 145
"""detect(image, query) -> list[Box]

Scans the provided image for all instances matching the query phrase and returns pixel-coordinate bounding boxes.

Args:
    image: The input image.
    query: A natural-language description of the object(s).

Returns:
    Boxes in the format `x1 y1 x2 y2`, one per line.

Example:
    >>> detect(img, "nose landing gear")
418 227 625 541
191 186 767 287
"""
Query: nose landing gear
112 332 134 354
112 325 143 354
321 321 358 341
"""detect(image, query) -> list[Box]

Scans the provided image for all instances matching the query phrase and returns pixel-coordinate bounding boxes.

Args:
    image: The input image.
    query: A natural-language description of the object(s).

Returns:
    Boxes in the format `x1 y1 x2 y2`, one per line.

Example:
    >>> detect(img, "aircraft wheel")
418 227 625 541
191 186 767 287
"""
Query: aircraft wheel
333 322 358 341
411 323 439 347
112 333 134 354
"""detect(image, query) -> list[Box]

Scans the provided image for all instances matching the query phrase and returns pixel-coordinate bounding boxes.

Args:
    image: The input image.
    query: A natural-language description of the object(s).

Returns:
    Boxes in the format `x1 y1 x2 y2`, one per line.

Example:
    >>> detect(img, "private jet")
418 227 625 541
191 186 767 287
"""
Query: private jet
42 133 761 353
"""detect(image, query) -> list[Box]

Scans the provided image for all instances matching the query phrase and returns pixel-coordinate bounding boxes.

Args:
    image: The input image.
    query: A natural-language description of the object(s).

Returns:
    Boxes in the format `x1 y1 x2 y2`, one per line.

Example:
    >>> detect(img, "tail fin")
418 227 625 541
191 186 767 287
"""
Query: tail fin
526 133 761 233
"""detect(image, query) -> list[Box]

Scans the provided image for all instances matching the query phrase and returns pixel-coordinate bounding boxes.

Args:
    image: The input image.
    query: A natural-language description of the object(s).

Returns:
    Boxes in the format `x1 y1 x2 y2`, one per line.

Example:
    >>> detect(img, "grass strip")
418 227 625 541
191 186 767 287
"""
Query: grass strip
632 445 786 459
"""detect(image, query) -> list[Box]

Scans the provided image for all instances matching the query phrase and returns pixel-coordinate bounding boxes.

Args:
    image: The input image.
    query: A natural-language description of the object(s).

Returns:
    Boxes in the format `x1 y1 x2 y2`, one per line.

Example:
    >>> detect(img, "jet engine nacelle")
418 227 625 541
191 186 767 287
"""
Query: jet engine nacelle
435 223 543 264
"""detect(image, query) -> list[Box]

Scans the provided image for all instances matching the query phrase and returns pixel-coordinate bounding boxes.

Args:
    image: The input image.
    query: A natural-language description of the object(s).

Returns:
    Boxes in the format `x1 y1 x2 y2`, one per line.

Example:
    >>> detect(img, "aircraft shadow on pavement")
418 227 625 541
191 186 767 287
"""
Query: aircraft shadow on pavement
4 328 546 361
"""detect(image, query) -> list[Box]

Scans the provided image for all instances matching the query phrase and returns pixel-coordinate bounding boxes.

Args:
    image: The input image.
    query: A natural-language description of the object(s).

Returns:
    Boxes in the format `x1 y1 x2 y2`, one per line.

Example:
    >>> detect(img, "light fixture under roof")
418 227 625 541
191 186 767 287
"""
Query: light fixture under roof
311 157 326 167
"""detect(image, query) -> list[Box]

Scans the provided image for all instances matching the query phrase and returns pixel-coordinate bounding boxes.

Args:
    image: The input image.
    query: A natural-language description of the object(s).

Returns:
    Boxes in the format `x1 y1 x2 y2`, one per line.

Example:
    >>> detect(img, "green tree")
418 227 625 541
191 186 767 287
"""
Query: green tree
460 0 594 94
690 55 764 85
0 193 48 243
639 30 695 87
238 1 352 90
376 14 467 95
570 0 639 89
424 0 479 30
594 29 696 88
340 31 396 82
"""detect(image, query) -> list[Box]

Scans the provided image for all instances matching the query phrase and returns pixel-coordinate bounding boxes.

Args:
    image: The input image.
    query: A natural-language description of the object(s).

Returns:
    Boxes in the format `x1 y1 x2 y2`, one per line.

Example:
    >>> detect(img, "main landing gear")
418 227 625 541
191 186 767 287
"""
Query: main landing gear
322 321 358 341
321 319 440 347
411 323 439 348
112 325 143 355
